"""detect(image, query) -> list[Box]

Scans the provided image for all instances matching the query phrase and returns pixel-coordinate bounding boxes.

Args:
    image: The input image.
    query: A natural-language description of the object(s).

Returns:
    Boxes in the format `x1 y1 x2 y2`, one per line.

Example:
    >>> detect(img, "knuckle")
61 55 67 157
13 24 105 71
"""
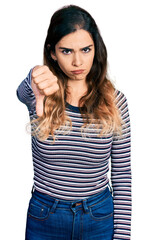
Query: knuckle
43 88 50 96
52 75 58 83
43 65 49 72
52 84 59 93
31 71 36 79
37 83 42 90
33 77 39 84
55 84 59 91
54 76 58 81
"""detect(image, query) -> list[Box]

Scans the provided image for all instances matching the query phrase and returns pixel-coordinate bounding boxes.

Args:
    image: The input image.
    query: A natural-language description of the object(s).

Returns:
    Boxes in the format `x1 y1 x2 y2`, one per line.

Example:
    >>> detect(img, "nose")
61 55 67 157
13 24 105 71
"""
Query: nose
72 53 83 67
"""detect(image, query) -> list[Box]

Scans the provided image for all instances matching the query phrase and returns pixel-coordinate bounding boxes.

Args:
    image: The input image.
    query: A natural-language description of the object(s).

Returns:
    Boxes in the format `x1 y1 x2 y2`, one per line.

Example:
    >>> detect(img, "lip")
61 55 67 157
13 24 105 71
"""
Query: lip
71 70 84 74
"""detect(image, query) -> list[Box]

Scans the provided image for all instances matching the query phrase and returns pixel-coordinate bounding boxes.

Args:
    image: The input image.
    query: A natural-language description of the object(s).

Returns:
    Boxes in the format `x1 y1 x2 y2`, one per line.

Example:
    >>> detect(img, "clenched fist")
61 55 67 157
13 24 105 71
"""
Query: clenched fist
31 65 59 116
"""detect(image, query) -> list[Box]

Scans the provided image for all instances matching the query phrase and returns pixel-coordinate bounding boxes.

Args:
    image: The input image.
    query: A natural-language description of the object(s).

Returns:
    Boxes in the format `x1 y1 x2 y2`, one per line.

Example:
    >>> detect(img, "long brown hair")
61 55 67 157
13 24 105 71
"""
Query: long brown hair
32 5 122 141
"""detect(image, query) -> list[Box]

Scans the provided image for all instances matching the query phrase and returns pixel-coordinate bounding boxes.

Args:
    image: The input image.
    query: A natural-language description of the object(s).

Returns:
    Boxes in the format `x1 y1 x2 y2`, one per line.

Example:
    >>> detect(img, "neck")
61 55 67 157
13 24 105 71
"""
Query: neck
67 78 87 91
66 80 88 107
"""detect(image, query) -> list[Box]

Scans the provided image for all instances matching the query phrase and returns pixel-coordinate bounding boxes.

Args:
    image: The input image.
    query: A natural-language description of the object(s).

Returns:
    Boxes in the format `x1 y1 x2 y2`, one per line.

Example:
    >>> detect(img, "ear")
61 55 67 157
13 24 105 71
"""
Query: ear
51 51 57 61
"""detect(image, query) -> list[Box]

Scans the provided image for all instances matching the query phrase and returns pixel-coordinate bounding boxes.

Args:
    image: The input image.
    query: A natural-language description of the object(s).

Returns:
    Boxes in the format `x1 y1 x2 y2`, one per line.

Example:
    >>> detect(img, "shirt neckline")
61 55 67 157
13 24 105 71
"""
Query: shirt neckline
66 102 83 113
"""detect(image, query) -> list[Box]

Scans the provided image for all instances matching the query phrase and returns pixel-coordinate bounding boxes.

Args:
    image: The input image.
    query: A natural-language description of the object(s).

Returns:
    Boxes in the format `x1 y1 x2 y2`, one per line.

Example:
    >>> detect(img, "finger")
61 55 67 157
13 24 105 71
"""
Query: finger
32 65 49 78
32 72 55 84
37 77 58 90
36 95 45 117
43 84 59 96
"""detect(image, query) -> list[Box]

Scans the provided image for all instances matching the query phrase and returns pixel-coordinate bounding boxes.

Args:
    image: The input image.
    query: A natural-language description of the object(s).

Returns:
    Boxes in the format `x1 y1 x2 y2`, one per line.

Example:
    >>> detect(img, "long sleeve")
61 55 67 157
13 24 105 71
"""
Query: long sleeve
111 91 132 240
16 68 36 111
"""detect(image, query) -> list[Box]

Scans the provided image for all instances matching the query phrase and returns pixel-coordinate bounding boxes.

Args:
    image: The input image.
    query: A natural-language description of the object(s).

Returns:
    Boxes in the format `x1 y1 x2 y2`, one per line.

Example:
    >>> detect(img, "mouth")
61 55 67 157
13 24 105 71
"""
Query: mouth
71 70 84 75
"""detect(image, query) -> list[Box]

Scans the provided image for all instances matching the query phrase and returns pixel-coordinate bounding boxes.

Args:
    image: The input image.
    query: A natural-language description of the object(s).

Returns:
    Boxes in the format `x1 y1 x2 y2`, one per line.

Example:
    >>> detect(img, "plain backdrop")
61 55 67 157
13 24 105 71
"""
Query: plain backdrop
1 0 149 239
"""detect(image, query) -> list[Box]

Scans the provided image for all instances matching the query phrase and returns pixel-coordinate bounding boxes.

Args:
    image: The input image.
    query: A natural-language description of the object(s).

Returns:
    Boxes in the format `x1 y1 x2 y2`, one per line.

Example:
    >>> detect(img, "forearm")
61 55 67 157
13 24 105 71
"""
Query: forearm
16 68 36 111
111 165 132 239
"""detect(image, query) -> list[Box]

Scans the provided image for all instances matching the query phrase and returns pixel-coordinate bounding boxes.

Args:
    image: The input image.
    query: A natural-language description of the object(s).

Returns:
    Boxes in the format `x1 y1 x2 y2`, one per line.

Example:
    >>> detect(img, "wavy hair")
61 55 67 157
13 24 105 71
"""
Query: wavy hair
32 5 122 141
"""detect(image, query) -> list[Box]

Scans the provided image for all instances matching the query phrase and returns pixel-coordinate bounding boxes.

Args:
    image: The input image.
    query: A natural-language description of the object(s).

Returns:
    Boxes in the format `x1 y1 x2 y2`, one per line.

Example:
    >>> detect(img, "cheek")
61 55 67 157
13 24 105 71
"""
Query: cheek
57 60 71 76
86 55 94 70
58 62 68 72
56 57 67 69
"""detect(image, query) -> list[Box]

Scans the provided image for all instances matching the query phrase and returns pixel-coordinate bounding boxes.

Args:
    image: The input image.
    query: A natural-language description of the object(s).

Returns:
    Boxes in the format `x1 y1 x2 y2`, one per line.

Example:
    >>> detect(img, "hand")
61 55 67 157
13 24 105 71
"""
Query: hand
31 65 59 117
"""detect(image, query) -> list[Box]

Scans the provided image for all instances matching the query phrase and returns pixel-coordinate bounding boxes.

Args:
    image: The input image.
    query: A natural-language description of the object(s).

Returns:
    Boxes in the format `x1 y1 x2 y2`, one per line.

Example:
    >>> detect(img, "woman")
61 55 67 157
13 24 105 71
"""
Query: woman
17 5 131 240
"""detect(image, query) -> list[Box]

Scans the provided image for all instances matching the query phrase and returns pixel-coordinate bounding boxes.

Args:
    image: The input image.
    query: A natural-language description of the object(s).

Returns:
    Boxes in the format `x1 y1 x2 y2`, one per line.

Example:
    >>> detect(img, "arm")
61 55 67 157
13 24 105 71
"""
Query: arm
111 91 132 240
16 68 36 112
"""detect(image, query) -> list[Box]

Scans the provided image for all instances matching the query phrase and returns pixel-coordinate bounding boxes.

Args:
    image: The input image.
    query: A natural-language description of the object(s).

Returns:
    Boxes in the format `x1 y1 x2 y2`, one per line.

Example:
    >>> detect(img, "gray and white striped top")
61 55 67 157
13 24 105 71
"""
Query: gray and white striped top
17 69 131 240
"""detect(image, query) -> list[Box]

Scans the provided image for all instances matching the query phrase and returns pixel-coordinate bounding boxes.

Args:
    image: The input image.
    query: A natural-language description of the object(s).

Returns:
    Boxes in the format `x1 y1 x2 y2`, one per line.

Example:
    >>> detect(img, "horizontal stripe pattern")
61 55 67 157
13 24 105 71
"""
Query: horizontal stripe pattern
17 69 132 239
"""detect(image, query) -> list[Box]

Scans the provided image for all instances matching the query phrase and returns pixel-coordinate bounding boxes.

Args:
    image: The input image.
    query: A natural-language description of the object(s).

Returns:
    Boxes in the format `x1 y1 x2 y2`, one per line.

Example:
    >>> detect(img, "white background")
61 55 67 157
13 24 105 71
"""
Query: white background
1 0 149 239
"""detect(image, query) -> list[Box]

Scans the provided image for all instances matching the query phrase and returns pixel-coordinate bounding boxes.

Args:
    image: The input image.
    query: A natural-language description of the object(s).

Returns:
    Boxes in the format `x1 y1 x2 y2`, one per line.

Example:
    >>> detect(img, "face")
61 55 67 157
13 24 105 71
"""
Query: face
51 29 95 83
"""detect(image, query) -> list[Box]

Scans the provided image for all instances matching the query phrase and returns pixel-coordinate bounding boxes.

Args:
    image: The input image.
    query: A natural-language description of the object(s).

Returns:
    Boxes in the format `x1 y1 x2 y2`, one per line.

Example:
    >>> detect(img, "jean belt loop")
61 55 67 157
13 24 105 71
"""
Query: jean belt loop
82 199 89 213
50 199 59 214
31 185 35 194
108 182 113 195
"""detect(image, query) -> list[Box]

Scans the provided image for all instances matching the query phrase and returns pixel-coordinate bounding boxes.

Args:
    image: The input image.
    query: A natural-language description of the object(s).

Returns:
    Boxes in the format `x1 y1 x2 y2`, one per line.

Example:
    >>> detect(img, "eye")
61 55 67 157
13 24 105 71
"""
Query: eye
82 47 91 53
62 49 72 55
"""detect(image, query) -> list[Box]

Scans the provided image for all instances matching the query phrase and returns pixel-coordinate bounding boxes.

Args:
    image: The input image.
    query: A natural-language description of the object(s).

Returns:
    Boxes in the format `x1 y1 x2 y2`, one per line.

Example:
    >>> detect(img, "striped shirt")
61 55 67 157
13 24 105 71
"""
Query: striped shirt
17 69 132 240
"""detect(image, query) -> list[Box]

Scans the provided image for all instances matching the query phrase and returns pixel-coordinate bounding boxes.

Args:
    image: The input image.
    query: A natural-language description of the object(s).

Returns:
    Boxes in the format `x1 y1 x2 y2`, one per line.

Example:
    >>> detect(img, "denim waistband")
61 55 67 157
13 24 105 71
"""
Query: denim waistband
32 187 112 214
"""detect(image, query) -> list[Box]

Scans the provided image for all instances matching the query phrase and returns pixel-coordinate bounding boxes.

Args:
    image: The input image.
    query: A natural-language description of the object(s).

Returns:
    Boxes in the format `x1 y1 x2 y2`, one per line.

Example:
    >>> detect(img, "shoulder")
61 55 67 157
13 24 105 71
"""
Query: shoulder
114 89 129 110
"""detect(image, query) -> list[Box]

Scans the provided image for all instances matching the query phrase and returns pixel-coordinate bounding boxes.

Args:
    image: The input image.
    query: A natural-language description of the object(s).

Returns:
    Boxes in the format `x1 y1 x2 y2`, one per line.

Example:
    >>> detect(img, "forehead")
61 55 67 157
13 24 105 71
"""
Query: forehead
56 29 94 48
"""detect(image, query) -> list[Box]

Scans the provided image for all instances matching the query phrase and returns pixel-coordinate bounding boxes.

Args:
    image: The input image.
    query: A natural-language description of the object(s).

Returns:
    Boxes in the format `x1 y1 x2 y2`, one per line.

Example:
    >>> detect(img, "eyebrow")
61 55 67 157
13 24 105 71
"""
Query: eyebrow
58 44 94 51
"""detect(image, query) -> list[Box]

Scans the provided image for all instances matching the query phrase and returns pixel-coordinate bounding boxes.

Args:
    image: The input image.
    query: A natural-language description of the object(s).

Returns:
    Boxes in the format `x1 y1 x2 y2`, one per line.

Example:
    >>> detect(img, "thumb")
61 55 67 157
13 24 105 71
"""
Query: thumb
35 95 45 117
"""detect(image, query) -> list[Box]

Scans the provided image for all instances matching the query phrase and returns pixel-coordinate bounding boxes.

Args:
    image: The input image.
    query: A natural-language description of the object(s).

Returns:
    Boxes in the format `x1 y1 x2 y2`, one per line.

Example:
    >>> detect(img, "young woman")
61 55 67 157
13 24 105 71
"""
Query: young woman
17 5 131 240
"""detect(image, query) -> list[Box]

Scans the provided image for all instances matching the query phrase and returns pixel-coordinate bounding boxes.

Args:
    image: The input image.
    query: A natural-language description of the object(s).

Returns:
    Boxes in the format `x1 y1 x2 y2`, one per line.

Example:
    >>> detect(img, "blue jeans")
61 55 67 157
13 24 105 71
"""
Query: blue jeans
25 187 114 240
